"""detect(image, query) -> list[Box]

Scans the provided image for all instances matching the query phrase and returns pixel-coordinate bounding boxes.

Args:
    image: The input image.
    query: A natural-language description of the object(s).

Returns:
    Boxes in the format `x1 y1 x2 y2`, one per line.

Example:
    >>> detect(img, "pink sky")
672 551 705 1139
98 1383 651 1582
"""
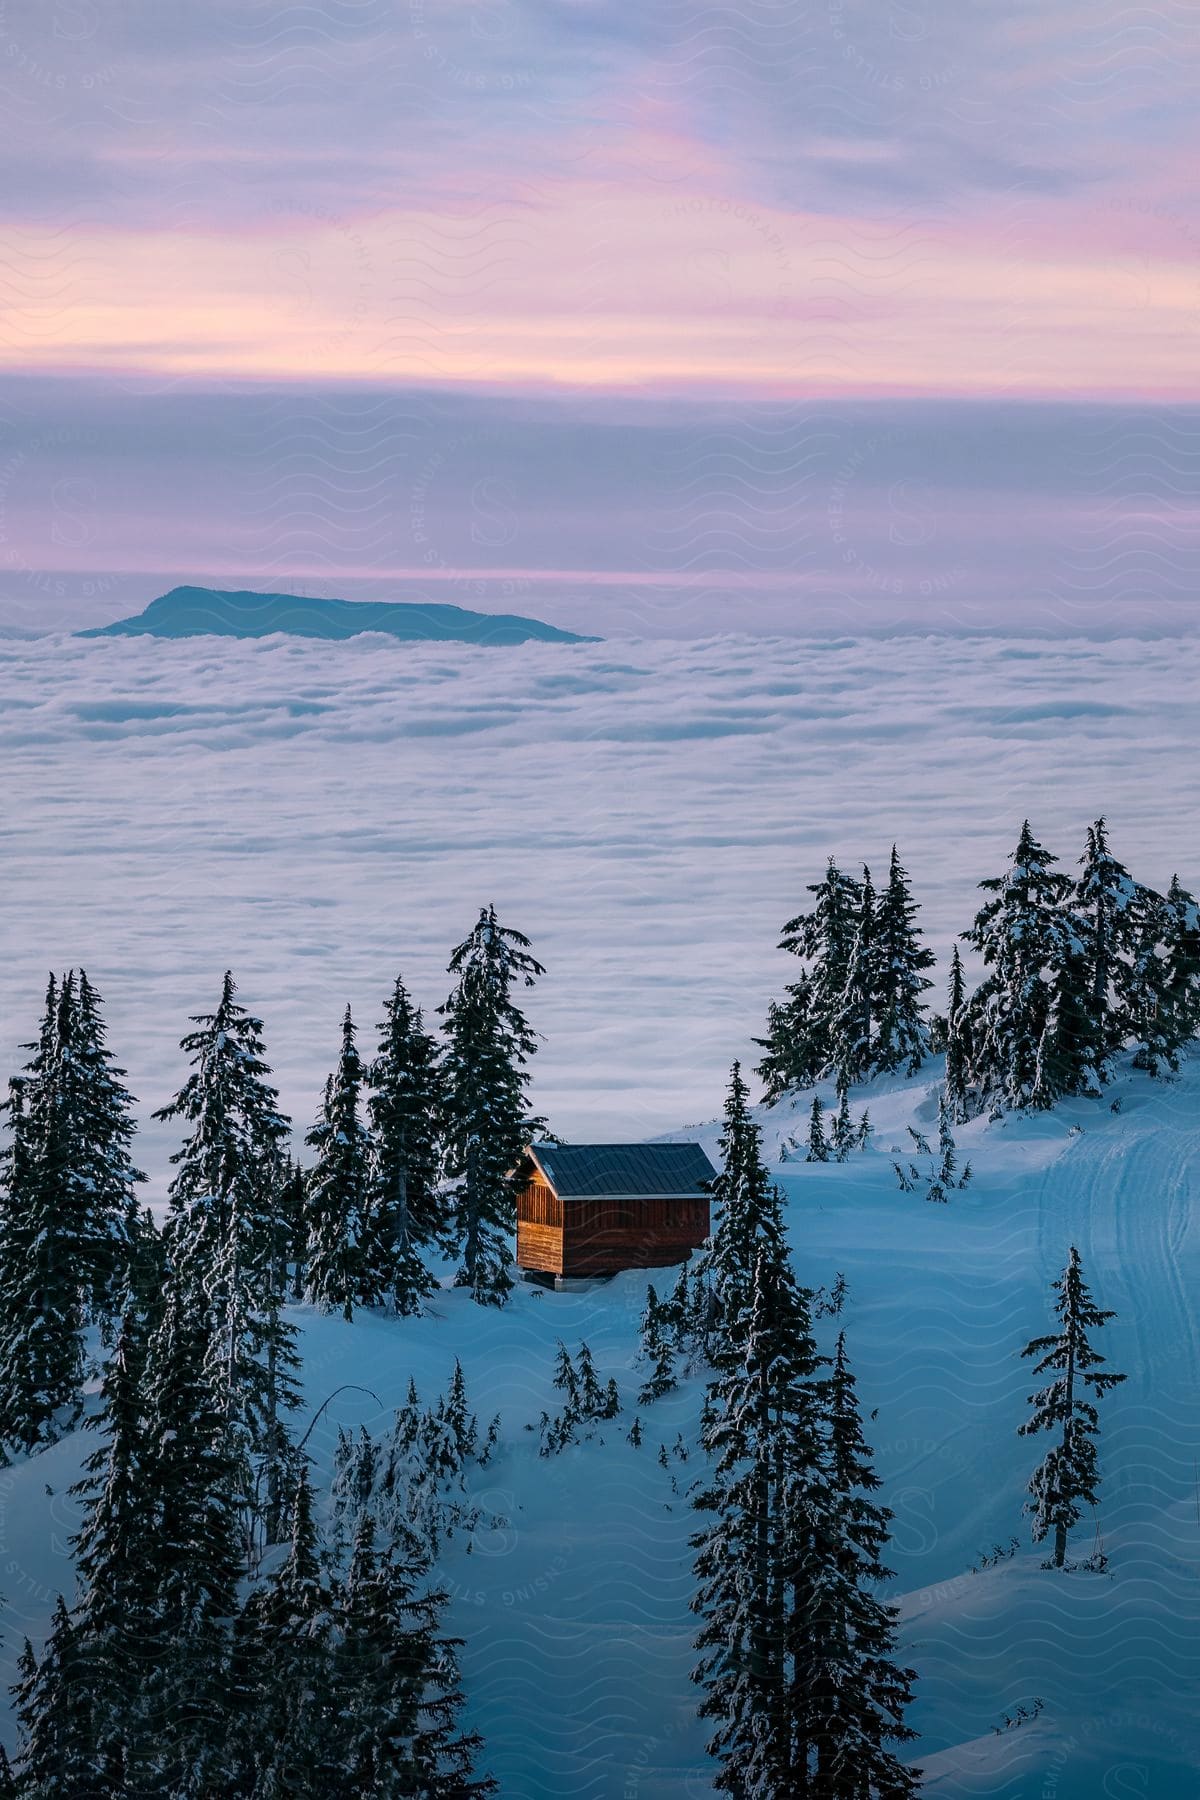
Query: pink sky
1 1 1197 628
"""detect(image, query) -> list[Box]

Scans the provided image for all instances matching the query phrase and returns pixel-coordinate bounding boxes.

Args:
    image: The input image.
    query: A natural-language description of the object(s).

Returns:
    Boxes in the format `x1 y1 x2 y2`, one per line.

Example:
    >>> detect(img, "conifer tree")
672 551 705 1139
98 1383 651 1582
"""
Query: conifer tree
702 1063 786 1356
871 847 935 1076
637 1287 678 1404
304 1005 372 1319
0 983 87 1456
806 1334 921 1795
366 974 446 1314
963 823 1085 1109
68 1301 162 1784
440 906 544 1306
1129 875 1200 1074
11 1600 97 1799
755 972 826 1102
691 1246 828 1795
806 1094 829 1163
231 1464 336 1795
64 971 144 1326
829 1090 855 1162
758 862 864 1100
155 972 298 1547
1072 819 1141 1080
137 1256 244 1791
830 865 876 1087
1019 1246 1126 1568
942 945 971 1124
156 971 291 1272
330 1513 494 1796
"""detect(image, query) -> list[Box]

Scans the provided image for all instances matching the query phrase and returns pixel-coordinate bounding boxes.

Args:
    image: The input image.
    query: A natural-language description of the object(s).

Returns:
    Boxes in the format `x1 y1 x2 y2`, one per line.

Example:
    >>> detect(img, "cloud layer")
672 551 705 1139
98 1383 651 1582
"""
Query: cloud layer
2 627 1196 1186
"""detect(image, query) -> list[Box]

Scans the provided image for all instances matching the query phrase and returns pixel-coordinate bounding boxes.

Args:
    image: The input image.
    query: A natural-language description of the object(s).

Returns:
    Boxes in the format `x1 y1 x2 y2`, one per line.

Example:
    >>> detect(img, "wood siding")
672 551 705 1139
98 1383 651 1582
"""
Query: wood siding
516 1218 564 1275
516 1177 708 1278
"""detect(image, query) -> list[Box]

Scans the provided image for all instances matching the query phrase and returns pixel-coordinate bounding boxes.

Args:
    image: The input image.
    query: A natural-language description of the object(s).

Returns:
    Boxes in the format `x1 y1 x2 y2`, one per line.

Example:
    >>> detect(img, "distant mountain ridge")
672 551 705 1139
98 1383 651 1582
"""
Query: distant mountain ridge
80 586 596 645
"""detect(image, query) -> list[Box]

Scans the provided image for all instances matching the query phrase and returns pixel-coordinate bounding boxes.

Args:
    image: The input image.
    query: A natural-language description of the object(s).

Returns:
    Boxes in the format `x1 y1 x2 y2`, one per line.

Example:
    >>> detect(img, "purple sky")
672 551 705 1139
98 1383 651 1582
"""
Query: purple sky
1 1 1197 634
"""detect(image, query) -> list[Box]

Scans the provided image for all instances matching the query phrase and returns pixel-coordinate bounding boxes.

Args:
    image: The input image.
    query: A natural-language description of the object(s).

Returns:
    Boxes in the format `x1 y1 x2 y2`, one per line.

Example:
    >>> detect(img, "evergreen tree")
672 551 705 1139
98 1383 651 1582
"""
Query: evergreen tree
637 1286 678 1404
871 847 935 1076
691 1245 828 1796
702 1063 786 1356
1019 1246 1126 1568
755 971 826 1102
759 862 864 1100
440 906 544 1306
329 1513 494 1796
366 975 445 1314
156 971 291 1272
963 823 1086 1110
68 1301 161 1785
0 980 87 1456
942 945 971 1124
232 1464 336 1795
829 1090 855 1162
138 1256 244 1791
807 1334 921 1796
304 1005 372 1319
64 971 144 1326
1072 819 1141 1080
11 1600 98 1798
155 972 299 1549
1129 875 1200 1074
830 865 876 1087
806 1094 830 1162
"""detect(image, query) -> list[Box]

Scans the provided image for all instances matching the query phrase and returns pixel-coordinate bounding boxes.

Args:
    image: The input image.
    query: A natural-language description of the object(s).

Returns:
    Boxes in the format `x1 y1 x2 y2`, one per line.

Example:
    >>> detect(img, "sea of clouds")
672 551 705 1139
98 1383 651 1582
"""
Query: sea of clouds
3 629 1197 1190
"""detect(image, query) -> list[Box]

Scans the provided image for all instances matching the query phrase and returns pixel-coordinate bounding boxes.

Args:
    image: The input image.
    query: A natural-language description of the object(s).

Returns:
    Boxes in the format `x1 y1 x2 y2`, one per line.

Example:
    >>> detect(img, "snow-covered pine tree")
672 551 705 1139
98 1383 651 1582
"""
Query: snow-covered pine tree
304 1005 372 1319
830 1090 855 1162
10 1598 97 1799
963 822 1087 1110
366 974 446 1315
871 846 935 1076
1129 874 1200 1075
830 864 877 1087
230 1464 335 1795
637 1287 678 1404
156 971 291 1276
755 971 825 1102
691 1244 828 1796
1072 819 1141 1081
155 972 299 1551
68 1296 163 1786
440 906 545 1306
0 980 87 1457
329 1513 495 1796
64 971 144 1328
943 944 972 1124
701 1063 786 1360
136 1253 245 1791
758 861 865 1100
805 1332 921 1795
1018 1246 1126 1568
806 1094 829 1162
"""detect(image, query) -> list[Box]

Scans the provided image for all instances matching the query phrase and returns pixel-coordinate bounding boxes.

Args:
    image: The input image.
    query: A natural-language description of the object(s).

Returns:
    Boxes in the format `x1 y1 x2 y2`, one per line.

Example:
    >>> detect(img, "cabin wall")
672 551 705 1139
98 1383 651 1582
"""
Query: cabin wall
516 1178 565 1275
560 1195 709 1276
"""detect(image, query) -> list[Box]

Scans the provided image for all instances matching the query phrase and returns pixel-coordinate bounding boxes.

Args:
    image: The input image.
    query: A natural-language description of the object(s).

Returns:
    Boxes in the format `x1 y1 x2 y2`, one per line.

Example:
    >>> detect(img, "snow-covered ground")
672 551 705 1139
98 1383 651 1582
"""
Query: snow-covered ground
1 1055 1196 1796
2 626 1198 1793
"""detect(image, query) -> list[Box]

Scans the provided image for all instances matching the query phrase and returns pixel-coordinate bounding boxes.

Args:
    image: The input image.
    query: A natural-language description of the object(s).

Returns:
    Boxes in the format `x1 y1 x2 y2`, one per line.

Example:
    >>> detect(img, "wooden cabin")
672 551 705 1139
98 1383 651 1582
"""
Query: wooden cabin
517 1142 715 1284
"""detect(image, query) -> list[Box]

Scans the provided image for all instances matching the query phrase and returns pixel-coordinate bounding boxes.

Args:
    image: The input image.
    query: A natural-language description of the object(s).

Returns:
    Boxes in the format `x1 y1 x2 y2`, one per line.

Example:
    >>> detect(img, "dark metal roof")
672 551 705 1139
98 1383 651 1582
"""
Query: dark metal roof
530 1141 716 1200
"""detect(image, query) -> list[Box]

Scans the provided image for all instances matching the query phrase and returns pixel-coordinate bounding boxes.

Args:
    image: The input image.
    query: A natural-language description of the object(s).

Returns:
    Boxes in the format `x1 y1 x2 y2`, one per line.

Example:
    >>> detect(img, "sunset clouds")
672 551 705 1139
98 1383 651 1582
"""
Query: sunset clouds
1 0 1197 627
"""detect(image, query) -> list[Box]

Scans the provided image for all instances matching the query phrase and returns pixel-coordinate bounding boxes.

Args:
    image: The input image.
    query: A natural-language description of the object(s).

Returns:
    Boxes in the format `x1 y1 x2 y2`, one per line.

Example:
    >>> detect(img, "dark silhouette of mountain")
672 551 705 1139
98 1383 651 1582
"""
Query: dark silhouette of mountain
80 586 596 645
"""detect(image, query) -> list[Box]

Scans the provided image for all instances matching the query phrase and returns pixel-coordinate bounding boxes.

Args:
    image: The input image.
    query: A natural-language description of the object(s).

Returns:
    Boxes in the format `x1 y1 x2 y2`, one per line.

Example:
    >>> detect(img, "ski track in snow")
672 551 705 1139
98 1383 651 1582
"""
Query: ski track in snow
0 628 1198 1794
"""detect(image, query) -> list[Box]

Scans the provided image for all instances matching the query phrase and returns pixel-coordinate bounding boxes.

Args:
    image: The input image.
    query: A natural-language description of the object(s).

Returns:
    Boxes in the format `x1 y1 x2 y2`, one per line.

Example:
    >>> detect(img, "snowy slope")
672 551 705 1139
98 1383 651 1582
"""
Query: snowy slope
1 1054 1196 1797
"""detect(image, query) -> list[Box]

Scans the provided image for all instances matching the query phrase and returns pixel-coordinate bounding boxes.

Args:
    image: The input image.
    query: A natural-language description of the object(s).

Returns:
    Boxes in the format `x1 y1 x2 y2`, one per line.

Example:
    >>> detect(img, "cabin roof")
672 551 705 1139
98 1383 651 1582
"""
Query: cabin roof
529 1141 716 1200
